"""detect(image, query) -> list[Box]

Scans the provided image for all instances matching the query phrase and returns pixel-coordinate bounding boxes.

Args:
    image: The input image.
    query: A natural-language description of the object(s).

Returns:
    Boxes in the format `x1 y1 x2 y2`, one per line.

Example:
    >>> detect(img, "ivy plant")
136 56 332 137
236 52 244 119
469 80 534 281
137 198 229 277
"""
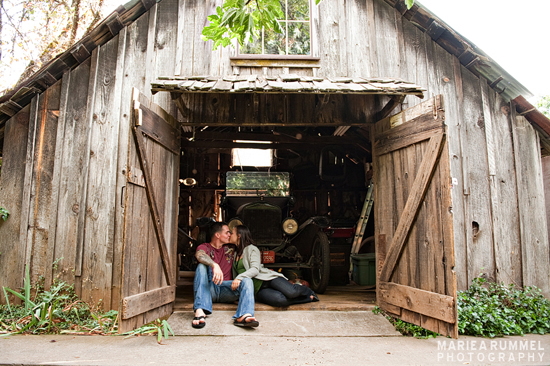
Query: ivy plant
374 277 550 339
0 207 8 221
458 277 550 337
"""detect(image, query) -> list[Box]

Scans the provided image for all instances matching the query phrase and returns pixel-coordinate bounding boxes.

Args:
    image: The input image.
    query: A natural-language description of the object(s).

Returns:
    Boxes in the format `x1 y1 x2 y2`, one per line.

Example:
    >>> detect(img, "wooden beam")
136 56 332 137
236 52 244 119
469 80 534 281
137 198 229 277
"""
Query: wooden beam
374 117 445 156
139 104 180 154
374 95 405 122
121 286 176 319
133 126 174 286
379 132 445 282
378 281 455 323
181 140 371 151
181 131 365 145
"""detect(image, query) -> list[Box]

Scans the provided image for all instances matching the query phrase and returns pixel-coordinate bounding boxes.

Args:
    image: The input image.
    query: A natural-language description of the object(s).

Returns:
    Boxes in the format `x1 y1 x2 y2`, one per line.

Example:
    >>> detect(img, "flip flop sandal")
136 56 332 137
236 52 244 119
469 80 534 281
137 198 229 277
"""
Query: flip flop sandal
192 315 206 329
234 316 259 328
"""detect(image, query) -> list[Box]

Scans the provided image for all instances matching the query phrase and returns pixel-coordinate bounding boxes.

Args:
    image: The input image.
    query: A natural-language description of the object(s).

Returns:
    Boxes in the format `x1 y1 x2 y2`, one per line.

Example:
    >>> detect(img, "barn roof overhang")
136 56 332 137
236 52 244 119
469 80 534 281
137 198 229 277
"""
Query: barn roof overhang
152 74 424 127
151 75 426 96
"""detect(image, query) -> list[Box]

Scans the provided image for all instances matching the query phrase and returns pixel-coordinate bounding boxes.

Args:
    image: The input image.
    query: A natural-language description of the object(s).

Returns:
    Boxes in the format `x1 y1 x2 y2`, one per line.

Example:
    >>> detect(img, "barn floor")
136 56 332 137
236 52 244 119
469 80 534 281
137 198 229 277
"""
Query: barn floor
174 271 377 312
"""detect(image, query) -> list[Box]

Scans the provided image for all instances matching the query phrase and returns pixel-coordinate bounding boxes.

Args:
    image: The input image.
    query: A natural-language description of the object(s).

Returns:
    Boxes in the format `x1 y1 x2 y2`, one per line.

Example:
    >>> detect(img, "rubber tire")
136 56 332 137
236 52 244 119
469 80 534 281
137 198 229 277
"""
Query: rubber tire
305 230 331 294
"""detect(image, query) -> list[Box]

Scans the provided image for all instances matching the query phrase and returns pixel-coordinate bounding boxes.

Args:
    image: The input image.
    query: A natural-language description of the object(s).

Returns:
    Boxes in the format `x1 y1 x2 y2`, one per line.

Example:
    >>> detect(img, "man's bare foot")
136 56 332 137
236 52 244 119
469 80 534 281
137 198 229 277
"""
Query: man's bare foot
192 309 206 328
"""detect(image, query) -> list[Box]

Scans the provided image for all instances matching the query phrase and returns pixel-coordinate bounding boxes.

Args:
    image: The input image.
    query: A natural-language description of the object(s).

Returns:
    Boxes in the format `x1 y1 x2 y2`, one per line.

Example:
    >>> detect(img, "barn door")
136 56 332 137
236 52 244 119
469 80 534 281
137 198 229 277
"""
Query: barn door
119 89 180 333
373 95 458 338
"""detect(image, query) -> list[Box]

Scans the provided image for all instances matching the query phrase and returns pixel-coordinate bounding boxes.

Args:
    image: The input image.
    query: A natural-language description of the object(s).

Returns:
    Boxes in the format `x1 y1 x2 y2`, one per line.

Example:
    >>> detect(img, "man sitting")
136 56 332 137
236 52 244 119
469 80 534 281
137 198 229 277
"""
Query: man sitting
192 221 259 328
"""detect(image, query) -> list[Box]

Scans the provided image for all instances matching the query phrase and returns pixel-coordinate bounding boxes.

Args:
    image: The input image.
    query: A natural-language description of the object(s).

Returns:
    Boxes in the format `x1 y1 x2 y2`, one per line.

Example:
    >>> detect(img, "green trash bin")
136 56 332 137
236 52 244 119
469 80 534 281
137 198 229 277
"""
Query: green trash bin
351 253 376 286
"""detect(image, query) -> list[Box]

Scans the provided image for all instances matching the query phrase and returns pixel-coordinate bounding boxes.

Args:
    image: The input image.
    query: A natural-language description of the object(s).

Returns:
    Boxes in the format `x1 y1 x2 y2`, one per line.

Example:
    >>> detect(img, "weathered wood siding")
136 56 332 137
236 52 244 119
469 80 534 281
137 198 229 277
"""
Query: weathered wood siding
1 0 548 304
344 0 548 293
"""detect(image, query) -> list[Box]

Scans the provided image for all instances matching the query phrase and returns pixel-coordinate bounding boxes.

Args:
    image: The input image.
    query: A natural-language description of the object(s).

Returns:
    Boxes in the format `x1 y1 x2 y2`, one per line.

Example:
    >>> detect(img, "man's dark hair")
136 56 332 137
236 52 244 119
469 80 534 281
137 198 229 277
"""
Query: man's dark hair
209 221 228 241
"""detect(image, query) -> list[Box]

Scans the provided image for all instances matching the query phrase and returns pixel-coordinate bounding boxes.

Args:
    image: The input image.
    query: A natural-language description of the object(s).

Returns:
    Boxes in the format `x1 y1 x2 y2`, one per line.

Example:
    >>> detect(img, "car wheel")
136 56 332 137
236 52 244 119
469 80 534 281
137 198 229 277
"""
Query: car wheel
306 230 330 294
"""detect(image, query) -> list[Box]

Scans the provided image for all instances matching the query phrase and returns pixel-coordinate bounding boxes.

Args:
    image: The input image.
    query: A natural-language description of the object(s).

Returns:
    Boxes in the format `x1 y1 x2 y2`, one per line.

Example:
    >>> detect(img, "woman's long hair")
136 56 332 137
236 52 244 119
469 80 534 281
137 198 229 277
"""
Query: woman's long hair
235 225 255 258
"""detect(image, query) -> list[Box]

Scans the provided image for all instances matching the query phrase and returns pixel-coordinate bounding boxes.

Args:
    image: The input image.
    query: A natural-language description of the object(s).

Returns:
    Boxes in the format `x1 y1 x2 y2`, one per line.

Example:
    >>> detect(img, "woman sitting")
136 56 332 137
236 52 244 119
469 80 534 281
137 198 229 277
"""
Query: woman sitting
230 225 319 307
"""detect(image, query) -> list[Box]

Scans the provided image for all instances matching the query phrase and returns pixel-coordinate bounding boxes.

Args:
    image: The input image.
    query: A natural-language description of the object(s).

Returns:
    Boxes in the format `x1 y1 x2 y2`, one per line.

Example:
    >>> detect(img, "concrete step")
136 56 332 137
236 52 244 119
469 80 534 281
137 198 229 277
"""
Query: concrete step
169 310 401 337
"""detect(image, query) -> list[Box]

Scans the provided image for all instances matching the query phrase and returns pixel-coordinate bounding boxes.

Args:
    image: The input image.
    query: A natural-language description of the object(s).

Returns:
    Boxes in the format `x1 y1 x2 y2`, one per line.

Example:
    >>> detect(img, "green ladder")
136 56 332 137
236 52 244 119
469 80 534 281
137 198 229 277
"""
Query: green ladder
351 178 374 255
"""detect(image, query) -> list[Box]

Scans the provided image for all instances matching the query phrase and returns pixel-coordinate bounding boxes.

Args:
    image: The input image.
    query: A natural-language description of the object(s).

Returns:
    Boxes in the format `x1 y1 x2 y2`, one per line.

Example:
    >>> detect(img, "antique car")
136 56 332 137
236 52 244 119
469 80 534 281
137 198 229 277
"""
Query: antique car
217 171 331 294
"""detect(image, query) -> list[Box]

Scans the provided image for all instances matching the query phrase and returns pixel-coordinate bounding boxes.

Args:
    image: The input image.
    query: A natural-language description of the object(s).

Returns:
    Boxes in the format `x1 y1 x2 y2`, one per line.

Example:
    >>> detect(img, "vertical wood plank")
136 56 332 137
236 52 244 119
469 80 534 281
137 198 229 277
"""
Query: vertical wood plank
0 104 32 303
53 58 92 293
74 47 100 279
152 0 179 115
317 0 346 76
144 3 158 103
310 0 320 58
374 0 400 81
482 83 522 287
81 35 123 309
193 0 210 75
543 155 550 259
26 80 62 285
174 0 186 76
511 114 550 296
345 0 369 77
21 97 39 280
46 73 71 288
365 0 379 78
178 0 196 75
460 65 495 284
432 49 467 291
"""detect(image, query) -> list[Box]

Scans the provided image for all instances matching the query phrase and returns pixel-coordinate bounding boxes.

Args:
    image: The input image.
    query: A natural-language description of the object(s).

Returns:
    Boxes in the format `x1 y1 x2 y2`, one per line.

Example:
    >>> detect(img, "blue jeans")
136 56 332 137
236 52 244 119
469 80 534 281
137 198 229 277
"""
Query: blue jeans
193 264 255 319
256 277 315 307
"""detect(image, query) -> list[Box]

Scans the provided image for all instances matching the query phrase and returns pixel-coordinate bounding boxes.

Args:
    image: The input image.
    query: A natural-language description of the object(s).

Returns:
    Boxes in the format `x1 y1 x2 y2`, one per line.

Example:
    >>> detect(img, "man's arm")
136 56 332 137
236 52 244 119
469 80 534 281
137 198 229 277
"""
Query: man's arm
196 249 214 266
195 249 224 284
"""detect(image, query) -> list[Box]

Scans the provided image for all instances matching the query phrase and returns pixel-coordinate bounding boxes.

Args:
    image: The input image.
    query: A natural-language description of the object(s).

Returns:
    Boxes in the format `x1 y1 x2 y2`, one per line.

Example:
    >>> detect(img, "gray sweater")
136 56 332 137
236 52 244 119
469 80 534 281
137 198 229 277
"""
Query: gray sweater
233 245 287 282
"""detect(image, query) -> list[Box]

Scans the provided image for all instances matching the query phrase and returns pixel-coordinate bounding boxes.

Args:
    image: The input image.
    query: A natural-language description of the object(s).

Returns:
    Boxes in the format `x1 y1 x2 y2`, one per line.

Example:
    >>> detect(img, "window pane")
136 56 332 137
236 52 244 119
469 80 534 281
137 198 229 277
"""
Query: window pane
265 22 286 55
231 149 273 167
288 22 310 55
279 0 286 19
242 36 263 54
288 0 309 20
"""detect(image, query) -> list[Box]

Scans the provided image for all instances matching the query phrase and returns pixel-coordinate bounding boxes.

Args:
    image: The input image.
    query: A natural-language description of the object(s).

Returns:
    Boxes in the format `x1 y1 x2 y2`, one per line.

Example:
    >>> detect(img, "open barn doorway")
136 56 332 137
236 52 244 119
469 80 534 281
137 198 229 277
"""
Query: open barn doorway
174 124 378 312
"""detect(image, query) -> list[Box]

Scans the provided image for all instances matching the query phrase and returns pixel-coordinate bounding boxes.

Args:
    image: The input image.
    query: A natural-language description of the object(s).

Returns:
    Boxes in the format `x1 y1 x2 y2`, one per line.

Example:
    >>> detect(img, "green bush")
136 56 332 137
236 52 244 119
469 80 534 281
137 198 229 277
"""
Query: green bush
374 277 550 339
458 277 550 337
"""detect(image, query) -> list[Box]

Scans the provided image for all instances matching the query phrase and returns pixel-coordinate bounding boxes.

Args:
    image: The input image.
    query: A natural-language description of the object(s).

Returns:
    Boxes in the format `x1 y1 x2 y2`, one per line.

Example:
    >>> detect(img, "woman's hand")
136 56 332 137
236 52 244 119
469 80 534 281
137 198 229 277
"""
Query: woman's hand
231 279 241 291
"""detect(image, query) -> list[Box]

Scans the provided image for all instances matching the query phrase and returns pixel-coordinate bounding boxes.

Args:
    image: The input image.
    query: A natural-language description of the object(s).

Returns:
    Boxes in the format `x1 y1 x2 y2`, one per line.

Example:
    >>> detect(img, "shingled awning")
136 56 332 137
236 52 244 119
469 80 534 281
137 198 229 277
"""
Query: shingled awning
151 74 426 97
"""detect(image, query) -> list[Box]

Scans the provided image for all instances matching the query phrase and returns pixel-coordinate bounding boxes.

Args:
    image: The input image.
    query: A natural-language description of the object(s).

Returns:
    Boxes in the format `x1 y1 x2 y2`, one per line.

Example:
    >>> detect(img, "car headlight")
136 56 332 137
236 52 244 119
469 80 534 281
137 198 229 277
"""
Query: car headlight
282 218 299 235
228 218 243 232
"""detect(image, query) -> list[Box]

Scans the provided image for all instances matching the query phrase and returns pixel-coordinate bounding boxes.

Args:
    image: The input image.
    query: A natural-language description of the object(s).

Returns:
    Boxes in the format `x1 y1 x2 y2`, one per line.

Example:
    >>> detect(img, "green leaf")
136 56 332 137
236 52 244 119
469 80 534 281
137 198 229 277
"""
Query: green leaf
405 0 414 9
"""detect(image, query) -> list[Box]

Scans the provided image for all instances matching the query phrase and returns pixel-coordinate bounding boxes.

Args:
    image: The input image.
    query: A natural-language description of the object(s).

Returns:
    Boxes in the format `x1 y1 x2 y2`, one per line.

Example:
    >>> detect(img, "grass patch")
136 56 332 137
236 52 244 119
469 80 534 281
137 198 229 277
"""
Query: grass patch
1 266 173 343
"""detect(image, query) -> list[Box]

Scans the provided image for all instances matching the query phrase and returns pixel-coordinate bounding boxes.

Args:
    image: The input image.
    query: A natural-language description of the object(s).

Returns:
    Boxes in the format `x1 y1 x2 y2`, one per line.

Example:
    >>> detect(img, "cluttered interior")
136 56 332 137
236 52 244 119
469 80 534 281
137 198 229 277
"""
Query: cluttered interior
174 125 377 311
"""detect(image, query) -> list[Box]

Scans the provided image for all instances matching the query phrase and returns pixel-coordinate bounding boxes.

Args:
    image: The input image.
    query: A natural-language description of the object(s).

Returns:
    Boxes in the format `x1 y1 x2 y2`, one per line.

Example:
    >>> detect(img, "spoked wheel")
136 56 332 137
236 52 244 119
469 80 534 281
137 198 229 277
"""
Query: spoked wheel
306 230 330 294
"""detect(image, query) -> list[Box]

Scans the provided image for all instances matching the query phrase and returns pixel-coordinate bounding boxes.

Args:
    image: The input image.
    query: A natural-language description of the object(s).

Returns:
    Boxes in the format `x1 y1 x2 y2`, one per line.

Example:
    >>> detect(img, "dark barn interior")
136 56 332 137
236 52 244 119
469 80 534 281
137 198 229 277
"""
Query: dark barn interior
174 123 378 311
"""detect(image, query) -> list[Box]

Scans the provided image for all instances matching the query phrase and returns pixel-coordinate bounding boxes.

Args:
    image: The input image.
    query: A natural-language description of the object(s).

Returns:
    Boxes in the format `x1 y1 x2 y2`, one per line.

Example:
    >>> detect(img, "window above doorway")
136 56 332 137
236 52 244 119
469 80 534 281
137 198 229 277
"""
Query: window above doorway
238 0 314 57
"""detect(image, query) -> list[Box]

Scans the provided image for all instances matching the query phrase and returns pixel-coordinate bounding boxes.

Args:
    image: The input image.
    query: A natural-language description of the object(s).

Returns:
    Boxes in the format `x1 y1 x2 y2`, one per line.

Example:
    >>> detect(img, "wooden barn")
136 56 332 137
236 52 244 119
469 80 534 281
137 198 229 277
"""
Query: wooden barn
1 0 550 338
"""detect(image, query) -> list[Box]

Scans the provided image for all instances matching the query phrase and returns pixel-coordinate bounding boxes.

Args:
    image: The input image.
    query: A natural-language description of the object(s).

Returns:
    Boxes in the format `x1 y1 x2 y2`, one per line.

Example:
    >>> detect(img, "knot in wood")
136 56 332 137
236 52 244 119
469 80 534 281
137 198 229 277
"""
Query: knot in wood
72 204 79 214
